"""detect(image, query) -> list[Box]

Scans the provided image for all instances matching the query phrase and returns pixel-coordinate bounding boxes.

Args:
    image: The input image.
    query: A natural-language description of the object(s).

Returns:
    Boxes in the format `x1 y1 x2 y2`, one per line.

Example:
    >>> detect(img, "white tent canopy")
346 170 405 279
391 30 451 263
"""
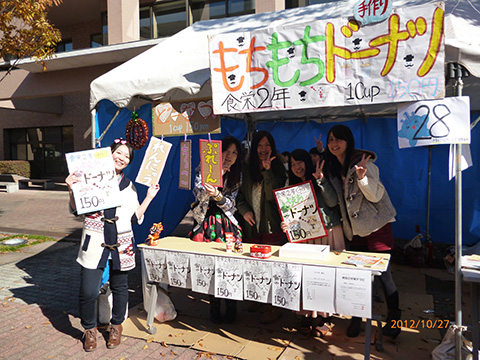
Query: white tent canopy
90 0 480 119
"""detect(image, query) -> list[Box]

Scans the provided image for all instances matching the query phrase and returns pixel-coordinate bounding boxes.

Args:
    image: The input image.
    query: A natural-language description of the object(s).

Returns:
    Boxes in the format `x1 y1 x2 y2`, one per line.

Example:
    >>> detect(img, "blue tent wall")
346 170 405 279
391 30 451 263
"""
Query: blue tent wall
97 99 479 245
257 116 480 245
96 99 248 244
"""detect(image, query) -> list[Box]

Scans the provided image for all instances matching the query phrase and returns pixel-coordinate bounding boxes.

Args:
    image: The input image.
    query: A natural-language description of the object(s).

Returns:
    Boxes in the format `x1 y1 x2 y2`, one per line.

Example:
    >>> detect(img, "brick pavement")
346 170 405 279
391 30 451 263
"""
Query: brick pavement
0 188 234 359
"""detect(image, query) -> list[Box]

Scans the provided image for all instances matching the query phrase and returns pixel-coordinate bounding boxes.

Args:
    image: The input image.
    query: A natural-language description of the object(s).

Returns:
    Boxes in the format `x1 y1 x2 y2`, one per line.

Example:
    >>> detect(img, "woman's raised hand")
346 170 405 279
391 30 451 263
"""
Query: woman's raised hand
312 159 325 180
354 153 371 180
314 134 324 152
65 173 79 190
146 183 160 200
262 156 276 171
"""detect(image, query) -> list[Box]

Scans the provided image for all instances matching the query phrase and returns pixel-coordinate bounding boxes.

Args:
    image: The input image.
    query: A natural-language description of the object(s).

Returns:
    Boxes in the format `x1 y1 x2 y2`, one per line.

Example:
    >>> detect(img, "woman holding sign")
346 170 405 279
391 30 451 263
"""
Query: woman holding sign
66 139 160 352
324 124 401 339
281 149 344 250
190 135 244 323
280 148 344 337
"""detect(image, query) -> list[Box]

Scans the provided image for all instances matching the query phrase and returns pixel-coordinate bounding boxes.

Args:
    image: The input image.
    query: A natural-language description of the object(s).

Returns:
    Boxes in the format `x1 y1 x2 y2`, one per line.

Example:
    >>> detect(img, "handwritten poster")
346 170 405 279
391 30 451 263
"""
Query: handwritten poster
209 2 444 115
397 96 471 148
214 257 243 301
274 181 327 243
179 140 192 190
271 262 302 311
142 248 168 284
190 254 215 295
302 265 336 314
153 99 221 136
65 148 121 215
135 137 172 187
335 268 372 318
243 259 273 303
166 251 191 289
200 139 223 187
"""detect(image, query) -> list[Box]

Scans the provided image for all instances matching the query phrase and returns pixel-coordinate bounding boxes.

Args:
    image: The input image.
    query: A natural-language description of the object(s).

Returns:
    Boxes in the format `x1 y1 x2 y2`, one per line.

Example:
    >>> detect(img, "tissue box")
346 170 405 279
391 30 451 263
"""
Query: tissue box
279 242 330 261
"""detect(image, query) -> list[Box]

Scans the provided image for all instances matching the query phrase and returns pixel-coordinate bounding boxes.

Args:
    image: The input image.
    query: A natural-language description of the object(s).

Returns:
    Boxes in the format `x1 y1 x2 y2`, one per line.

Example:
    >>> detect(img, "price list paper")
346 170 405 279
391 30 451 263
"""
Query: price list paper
271 262 302 311
189 254 215 295
166 251 191 289
243 259 273 303
335 268 372 318
302 265 336 314
142 248 169 284
274 181 327 242
214 257 243 300
66 148 121 215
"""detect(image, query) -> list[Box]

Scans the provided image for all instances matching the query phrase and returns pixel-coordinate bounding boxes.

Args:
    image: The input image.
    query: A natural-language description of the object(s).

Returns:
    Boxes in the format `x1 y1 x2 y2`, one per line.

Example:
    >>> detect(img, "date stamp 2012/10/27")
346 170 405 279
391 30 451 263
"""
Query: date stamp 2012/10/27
391 319 449 329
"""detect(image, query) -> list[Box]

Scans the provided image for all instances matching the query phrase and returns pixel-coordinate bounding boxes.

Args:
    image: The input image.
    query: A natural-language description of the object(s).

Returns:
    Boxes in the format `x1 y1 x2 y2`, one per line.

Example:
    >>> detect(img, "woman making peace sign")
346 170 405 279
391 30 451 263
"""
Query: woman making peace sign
324 124 401 339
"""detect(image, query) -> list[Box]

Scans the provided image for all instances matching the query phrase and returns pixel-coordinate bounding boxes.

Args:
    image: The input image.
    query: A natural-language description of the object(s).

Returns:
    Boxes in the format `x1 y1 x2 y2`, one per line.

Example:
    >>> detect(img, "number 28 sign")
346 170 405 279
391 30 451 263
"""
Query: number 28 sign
397 96 470 149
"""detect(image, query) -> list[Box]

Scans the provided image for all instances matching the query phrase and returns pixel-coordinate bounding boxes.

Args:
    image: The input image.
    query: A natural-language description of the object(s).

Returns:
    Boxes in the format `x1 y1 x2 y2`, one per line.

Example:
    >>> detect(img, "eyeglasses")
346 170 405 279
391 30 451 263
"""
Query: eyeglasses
114 138 127 145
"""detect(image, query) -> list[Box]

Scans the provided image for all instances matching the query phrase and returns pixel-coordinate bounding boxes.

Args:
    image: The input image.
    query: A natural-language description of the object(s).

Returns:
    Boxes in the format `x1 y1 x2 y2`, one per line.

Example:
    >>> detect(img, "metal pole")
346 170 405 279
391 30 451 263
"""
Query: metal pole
454 64 464 360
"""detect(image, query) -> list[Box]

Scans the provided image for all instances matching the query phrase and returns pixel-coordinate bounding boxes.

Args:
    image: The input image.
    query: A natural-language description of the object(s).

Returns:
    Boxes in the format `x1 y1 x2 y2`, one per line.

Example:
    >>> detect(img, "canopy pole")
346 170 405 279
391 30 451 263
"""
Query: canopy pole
91 108 96 149
451 63 464 360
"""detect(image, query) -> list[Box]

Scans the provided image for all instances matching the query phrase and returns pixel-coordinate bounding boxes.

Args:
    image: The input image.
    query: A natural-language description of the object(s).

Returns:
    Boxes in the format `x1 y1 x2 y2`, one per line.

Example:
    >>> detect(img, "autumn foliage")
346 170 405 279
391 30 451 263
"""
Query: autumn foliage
0 0 62 66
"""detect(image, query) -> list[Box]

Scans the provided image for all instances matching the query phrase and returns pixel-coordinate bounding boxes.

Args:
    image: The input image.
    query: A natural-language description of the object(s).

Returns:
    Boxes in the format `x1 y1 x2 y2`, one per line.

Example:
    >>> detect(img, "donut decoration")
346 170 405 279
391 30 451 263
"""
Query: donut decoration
125 111 149 150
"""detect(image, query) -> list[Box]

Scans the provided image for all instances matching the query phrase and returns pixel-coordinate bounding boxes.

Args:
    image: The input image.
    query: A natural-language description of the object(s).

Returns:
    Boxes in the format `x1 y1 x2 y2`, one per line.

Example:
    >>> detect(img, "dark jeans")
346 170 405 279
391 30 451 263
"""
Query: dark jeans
79 262 129 330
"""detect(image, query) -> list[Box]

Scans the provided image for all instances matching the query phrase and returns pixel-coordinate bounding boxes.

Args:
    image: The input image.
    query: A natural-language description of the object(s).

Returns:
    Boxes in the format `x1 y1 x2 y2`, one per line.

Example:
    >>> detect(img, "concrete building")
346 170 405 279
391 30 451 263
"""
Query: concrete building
0 0 328 180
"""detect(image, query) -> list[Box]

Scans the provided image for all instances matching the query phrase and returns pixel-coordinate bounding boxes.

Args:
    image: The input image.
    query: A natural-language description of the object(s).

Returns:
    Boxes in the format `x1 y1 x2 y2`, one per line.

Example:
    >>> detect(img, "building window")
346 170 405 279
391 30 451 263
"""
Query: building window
140 1 256 40
91 34 103 48
7 126 73 178
286 0 336 8
55 39 73 53
191 0 255 22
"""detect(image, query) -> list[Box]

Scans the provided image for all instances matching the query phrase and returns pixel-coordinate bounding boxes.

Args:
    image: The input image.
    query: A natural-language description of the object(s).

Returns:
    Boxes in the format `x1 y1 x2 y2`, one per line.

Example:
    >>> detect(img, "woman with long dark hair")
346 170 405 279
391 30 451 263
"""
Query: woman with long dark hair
190 135 244 323
324 124 401 339
236 130 287 245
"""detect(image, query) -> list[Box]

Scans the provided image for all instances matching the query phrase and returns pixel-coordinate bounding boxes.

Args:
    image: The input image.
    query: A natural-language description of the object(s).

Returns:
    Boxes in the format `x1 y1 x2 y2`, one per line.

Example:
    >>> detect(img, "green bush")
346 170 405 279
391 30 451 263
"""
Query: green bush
0 161 30 178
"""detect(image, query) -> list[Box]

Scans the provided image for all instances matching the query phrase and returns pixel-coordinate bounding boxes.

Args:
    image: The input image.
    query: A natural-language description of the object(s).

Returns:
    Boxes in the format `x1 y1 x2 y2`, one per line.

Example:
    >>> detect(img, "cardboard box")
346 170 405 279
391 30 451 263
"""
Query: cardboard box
279 243 330 261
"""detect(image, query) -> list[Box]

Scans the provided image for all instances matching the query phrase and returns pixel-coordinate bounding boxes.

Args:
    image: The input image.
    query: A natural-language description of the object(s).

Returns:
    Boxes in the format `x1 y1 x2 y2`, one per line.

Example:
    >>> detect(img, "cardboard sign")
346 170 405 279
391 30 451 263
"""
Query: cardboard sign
274 181 327 243
153 99 221 136
65 147 121 215
208 2 444 115
397 96 471 148
199 139 223 187
135 137 172 187
179 140 192 190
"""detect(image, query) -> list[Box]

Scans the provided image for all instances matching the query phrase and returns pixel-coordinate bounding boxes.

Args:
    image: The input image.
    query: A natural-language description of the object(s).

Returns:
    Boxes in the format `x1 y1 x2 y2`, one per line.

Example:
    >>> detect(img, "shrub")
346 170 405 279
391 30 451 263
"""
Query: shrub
0 161 30 178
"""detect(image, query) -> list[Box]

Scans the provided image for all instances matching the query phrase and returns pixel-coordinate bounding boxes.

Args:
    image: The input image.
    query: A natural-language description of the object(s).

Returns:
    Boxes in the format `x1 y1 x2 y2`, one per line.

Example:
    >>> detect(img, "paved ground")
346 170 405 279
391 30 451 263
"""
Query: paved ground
0 186 465 359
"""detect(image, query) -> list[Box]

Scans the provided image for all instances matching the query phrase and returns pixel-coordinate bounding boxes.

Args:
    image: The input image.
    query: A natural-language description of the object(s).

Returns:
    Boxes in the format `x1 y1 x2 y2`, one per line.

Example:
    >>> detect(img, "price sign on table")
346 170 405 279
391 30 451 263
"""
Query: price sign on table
65 148 121 215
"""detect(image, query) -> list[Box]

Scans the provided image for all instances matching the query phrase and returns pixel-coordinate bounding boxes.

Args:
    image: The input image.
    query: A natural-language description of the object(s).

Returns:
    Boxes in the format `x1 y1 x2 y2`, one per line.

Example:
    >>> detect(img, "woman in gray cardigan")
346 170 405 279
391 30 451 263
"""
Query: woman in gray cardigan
324 124 401 339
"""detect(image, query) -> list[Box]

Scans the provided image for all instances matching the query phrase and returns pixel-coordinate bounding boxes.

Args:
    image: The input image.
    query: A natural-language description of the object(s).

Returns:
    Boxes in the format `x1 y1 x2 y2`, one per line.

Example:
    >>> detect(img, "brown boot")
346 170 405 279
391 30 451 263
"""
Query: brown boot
83 328 97 352
107 324 123 349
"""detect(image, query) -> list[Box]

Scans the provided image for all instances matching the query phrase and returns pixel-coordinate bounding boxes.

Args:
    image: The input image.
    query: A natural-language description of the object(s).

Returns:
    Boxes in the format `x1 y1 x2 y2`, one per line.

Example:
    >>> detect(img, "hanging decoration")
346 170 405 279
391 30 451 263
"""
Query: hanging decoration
126 111 149 149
